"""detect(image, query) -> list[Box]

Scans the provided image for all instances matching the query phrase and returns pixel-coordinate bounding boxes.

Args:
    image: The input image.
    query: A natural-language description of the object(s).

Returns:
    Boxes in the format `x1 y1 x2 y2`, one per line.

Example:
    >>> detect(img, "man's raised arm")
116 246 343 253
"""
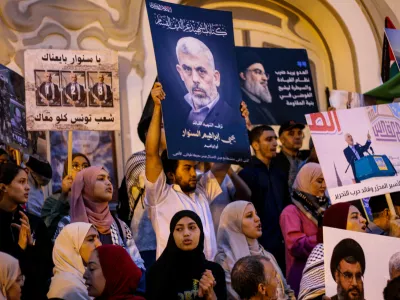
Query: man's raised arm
145 82 165 183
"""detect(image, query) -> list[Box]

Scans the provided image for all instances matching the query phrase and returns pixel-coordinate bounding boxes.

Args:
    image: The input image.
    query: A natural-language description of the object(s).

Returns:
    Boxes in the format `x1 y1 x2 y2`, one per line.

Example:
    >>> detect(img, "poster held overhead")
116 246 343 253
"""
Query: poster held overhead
306 103 400 203
146 0 250 164
24 49 120 131
236 47 318 125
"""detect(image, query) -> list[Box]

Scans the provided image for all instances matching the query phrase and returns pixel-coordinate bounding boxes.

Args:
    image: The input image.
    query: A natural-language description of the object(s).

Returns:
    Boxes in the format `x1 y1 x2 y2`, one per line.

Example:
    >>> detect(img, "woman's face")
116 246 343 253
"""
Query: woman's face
310 175 327 197
6 267 24 300
3 170 30 205
93 169 113 203
346 205 367 232
79 227 102 265
173 216 201 251
83 250 106 297
241 204 262 239
71 156 90 180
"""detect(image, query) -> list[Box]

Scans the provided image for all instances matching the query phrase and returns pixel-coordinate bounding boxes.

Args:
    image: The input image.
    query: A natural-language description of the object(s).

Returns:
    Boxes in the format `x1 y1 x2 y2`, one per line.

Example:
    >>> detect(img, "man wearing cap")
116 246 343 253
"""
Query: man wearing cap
238 50 277 125
275 121 308 189
368 194 400 237
329 238 365 300
343 132 371 183
25 155 53 217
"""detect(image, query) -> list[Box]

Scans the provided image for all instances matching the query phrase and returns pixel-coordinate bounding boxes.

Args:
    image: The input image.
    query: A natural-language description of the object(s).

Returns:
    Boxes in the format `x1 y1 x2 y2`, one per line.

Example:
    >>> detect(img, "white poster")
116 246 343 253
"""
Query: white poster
306 104 400 203
324 227 400 300
24 49 120 131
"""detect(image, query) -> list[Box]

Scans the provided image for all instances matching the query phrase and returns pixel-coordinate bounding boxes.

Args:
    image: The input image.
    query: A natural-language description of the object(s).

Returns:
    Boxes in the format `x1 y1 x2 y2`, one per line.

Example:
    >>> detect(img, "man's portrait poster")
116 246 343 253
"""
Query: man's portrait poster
146 0 250 164
236 47 318 126
324 227 400 300
306 103 400 203
24 49 120 131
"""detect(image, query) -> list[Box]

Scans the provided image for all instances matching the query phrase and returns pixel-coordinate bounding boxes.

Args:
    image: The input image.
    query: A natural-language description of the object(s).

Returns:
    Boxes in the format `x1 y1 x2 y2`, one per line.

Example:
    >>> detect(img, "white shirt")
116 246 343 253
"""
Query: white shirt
145 170 222 260
350 145 361 160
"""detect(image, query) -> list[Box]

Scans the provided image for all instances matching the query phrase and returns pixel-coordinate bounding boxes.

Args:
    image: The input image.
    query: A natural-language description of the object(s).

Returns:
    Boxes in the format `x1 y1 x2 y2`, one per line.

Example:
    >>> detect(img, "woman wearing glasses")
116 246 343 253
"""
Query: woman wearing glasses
42 153 91 239
0 251 25 300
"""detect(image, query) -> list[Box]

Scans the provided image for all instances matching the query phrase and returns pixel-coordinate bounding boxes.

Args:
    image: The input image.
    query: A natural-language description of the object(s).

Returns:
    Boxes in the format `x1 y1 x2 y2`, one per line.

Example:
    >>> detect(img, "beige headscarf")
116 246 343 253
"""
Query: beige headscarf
292 163 324 195
0 252 19 300
47 222 93 300
215 201 292 300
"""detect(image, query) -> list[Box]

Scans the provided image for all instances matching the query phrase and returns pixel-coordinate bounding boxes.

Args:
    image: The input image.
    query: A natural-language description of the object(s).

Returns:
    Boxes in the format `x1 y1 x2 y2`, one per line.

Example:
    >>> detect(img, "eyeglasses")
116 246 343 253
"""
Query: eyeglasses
337 268 363 283
246 68 270 79
72 163 89 171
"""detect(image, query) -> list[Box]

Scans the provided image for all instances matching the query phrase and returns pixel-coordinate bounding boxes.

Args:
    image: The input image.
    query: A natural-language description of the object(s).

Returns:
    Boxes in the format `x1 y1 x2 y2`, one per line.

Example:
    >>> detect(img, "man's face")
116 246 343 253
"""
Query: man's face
45 73 52 83
261 260 278 300
241 63 272 103
71 74 77 82
346 134 354 146
335 260 364 300
173 160 198 193
253 130 278 161
98 75 104 83
280 128 304 152
176 52 220 109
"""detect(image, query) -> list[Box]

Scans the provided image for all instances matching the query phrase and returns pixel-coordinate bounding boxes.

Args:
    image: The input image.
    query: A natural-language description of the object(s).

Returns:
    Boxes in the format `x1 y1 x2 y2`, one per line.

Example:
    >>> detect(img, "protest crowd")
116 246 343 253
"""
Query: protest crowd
1 79 400 300
2 2 400 300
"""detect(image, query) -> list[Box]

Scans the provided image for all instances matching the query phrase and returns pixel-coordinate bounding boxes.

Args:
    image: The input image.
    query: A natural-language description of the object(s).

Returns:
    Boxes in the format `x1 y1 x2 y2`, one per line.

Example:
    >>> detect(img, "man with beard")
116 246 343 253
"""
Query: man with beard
238 51 277 125
330 238 365 300
36 72 61 106
175 37 235 127
63 73 87 107
144 82 250 261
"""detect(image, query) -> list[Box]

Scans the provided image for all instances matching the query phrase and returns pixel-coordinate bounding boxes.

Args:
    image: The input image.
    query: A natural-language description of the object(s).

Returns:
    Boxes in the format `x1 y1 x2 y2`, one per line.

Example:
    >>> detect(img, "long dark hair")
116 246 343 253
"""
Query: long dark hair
0 162 25 185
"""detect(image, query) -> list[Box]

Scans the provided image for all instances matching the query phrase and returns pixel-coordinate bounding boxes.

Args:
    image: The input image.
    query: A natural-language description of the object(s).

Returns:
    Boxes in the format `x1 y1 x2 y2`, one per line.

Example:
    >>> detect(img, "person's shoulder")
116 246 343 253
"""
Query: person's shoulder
281 204 298 215
205 260 225 276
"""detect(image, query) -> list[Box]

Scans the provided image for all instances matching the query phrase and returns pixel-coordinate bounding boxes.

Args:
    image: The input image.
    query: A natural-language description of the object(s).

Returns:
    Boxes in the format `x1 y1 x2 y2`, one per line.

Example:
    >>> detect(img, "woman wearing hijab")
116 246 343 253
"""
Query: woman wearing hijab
0 252 24 300
146 210 227 300
279 163 328 296
54 167 145 275
42 153 90 238
84 245 144 300
298 201 367 300
48 222 101 300
215 201 294 300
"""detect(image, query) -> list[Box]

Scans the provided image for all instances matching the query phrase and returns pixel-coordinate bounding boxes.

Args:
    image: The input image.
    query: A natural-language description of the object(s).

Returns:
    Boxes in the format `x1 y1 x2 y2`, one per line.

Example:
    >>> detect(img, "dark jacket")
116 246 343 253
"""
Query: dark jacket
63 82 87 107
238 156 291 271
241 88 277 125
91 83 113 107
343 140 371 182
41 192 70 238
36 82 61 106
274 150 310 183
0 205 53 300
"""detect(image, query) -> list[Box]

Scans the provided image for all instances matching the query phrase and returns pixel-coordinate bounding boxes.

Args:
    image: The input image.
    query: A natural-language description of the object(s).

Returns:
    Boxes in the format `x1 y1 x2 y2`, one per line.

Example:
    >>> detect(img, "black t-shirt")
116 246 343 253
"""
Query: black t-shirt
175 261 227 300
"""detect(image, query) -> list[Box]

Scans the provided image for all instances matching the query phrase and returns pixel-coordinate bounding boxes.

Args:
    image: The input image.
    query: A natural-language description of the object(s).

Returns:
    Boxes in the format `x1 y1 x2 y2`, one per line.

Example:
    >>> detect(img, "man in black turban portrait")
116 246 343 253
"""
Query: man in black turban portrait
330 238 366 300
238 51 277 125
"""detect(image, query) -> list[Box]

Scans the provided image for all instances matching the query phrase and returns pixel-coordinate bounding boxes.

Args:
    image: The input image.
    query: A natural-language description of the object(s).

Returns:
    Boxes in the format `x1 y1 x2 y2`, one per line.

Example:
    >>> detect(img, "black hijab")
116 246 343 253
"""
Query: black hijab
146 210 207 300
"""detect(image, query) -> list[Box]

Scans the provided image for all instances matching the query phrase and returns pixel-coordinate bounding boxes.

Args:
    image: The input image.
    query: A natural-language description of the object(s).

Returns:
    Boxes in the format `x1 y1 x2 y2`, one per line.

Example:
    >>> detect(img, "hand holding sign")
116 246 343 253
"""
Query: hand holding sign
151 82 166 106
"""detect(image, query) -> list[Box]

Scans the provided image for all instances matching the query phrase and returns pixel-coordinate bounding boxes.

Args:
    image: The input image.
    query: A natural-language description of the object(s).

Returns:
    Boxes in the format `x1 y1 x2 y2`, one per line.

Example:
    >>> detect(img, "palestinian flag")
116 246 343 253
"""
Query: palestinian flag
381 17 399 82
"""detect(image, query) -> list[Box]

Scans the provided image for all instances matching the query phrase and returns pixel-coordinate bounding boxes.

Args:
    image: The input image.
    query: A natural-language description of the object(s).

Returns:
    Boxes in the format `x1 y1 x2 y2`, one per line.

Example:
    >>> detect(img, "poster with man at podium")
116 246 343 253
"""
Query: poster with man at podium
306 103 400 203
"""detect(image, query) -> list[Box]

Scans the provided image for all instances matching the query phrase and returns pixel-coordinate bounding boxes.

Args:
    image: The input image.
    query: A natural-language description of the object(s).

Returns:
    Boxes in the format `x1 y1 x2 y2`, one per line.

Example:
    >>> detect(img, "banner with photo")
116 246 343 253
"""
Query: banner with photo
306 103 400 203
146 0 250 163
50 131 116 193
236 47 318 125
24 49 120 131
324 227 400 300
0 65 29 149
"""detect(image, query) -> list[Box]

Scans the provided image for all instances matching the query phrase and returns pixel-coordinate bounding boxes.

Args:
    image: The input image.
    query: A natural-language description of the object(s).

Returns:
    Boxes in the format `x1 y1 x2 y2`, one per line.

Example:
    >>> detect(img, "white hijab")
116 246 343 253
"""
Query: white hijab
215 201 291 300
47 222 93 300
0 252 19 300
